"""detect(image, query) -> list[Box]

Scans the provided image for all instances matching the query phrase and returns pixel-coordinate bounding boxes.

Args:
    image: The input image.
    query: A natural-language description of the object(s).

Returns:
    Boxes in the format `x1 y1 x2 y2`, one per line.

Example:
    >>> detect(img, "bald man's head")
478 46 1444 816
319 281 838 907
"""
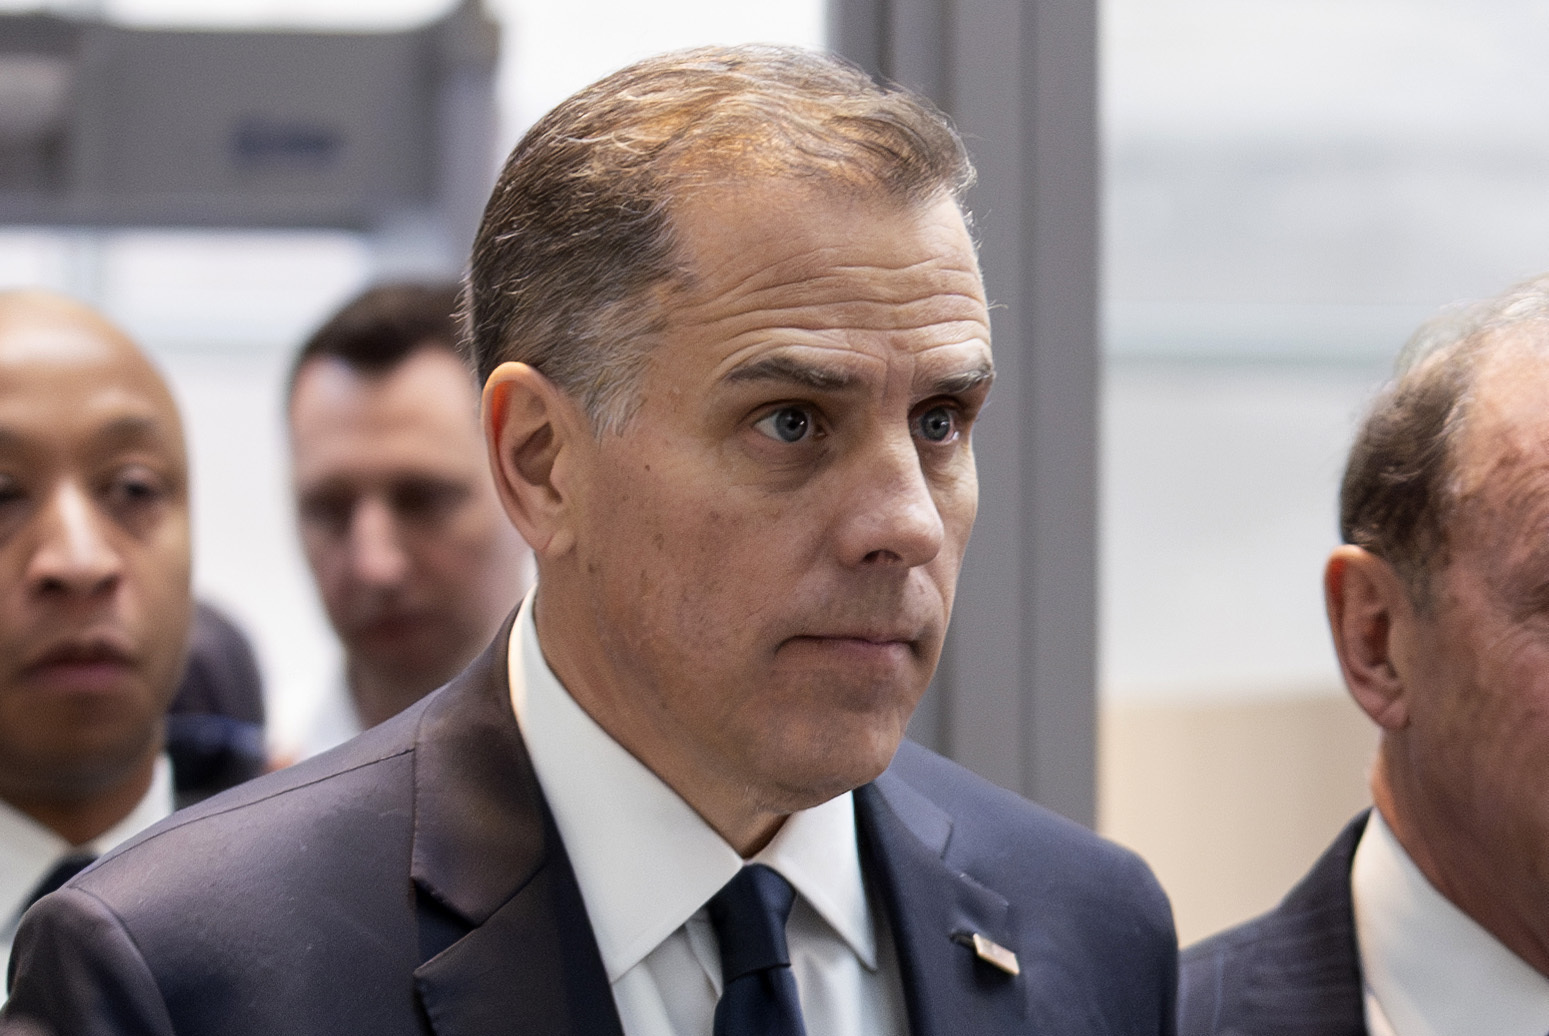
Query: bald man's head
0 291 192 844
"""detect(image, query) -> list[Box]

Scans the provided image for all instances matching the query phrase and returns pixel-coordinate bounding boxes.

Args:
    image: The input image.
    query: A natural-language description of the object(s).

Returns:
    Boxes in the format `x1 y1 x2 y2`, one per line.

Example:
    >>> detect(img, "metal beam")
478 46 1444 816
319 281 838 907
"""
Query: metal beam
829 0 1100 826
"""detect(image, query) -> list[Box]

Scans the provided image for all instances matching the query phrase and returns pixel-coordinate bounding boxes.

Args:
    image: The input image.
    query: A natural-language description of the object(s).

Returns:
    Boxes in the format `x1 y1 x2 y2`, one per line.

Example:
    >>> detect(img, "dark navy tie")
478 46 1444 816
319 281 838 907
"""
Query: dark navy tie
707 864 808 1036
24 853 96 910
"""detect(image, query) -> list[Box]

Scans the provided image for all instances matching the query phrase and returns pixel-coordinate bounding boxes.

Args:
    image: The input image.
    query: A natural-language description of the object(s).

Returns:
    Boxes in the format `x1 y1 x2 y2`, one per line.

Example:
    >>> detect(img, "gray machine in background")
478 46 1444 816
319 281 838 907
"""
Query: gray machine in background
0 0 497 273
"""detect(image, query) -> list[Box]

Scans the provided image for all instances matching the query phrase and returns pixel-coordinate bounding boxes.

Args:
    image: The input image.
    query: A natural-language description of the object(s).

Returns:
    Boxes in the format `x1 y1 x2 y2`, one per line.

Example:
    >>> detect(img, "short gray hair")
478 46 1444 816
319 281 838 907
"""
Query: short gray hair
464 44 973 433
1340 273 1549 606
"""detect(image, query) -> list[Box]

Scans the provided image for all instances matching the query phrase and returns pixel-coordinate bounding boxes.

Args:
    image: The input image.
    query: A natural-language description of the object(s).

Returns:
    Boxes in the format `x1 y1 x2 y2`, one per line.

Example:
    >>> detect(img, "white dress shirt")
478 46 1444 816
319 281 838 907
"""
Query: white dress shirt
0 754 174 988
1352 808 1549 1036
508 589 907 1036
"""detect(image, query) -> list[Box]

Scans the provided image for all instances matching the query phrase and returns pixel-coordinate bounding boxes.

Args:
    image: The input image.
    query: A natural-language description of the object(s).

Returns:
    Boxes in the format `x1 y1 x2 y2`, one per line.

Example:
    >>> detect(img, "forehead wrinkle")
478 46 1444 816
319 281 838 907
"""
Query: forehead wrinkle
706 261 987 316
686 297 990 349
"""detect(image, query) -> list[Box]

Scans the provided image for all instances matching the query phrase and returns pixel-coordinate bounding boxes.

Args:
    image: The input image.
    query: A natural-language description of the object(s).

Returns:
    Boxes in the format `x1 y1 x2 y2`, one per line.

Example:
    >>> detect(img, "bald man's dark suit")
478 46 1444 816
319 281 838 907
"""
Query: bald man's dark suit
4 616 1177 1036
1179 813 1370 1036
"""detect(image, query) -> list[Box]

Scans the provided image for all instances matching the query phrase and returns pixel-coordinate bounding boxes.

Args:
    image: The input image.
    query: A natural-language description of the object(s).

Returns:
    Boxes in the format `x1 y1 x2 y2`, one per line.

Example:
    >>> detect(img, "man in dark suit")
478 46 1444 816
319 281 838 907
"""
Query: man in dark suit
1180 276 1549 1035
5 45 1176 1035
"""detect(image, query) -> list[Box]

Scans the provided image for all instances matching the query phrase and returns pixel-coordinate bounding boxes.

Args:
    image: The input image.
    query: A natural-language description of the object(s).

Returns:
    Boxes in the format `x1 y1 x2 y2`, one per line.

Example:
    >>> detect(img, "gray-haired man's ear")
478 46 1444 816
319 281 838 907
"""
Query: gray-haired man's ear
1324 544 1413 731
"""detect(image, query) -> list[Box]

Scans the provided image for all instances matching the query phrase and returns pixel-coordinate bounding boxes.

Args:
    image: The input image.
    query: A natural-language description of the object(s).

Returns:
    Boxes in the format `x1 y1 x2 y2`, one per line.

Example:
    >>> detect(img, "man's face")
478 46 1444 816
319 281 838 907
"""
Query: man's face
1392 355 1549 892
553 185 992 824
0 298 192 805
290 347 527 694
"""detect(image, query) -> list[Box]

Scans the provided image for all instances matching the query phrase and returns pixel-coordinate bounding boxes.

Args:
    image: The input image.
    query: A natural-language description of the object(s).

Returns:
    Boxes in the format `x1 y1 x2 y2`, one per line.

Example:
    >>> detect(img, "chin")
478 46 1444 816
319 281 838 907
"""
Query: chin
763 726 906 809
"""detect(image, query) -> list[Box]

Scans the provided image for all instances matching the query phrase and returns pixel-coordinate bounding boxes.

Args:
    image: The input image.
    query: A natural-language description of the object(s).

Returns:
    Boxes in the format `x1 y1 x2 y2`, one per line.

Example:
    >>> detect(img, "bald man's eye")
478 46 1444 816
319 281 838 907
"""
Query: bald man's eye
103 465 171 524
0 475 27 538
753 406 819 444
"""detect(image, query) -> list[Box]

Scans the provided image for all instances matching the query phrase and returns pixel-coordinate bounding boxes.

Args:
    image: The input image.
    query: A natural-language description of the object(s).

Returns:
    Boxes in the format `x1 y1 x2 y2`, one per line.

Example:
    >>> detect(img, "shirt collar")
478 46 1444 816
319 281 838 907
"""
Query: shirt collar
1352 807 1549 1036
0 753 174 932
508 587 877 981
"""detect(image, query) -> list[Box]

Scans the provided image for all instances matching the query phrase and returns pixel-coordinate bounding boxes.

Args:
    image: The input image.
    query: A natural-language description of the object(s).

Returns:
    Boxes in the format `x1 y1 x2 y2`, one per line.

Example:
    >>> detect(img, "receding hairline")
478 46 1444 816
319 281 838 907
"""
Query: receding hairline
464 43 975 432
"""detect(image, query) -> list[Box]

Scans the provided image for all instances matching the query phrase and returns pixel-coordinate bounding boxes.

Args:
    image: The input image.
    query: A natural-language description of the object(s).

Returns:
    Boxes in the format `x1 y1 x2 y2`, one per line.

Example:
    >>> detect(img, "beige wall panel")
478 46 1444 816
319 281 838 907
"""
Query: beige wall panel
1098 692 1379 945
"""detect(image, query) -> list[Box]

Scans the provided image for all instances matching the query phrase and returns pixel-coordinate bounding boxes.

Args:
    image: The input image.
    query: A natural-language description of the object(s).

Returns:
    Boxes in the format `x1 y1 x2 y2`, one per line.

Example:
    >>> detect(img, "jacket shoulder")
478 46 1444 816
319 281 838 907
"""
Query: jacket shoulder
1178 812 1369 1036
881 739 1171 905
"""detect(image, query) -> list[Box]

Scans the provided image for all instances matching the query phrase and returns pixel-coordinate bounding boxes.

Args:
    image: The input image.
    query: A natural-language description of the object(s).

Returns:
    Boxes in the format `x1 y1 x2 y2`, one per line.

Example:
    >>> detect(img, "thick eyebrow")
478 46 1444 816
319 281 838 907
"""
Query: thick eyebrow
927 362 995 396
90 415 177 452
721 354 995 395
0 416 177 457
721 354 862 391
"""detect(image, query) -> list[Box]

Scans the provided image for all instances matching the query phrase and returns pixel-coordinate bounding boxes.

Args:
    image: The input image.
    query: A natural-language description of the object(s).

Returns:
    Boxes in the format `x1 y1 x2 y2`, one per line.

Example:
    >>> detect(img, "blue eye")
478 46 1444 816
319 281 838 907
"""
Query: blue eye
754 406 814 443
916 405 956 443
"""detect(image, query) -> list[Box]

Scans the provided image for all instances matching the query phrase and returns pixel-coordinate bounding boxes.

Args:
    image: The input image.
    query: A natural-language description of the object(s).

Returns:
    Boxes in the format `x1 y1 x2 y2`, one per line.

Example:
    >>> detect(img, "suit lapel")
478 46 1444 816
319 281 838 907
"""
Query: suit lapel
857 771 1027 1036
408 613 625 1036
1239 813 1369 1035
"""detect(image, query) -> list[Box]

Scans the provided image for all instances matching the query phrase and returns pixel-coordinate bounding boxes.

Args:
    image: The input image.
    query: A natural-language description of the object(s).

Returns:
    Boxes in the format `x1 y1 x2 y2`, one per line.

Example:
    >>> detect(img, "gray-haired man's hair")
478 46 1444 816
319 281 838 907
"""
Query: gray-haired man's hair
1340 273 1549 607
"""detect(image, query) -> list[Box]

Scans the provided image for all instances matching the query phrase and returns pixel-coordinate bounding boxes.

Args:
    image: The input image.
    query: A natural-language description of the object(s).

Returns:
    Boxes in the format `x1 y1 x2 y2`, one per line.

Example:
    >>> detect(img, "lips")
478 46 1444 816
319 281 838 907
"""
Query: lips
781 632 921 662
21 636 137 693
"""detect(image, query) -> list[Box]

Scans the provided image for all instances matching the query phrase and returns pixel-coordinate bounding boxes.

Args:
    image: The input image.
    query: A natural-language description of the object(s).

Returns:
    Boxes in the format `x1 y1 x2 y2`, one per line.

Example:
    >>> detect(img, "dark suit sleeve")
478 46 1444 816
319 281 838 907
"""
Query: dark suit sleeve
3 888 175 1036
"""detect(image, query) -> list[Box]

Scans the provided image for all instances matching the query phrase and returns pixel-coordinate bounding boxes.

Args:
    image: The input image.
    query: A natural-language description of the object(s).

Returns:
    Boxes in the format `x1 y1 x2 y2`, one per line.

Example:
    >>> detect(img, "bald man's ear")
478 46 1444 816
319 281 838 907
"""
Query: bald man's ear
482 362 588 557
1325 544 1412 731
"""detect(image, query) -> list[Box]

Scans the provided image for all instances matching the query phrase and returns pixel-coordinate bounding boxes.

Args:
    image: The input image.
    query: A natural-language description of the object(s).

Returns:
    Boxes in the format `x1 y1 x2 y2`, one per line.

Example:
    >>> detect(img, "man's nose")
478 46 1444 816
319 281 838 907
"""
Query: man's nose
836 433 946 569
347 498 410 588
27 483 123 597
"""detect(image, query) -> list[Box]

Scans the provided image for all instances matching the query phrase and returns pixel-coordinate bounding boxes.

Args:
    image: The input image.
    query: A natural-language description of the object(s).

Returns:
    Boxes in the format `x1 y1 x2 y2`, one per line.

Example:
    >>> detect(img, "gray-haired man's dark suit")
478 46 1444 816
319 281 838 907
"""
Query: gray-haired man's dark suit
1179 813 1370 1036
5 616 1178 1035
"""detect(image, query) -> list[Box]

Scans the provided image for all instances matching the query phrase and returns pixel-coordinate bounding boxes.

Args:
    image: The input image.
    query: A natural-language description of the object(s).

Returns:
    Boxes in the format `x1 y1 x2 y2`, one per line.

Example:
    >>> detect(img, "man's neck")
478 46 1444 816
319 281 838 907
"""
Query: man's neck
1376 763 1549 979
3 754 157 847
346 662 451 729
532 586 792 856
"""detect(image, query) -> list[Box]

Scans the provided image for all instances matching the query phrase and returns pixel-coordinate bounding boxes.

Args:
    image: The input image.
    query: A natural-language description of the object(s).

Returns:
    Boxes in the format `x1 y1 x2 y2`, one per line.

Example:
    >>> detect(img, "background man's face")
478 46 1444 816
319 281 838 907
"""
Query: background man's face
566 184 992 820
0 301 192 804
1392 354 1549 888
290 347 526 690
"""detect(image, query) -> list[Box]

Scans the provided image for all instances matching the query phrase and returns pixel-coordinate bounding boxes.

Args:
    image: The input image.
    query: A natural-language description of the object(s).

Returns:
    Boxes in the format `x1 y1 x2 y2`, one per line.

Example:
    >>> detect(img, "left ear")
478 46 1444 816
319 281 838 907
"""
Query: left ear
481 361 591 559
1324 544 1413 730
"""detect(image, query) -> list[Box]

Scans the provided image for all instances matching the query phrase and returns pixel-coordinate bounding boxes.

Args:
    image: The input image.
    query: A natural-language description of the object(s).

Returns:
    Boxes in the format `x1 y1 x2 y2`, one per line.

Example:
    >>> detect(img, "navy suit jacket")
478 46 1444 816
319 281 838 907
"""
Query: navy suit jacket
1178 813 1369 1036
5 617 1177 1035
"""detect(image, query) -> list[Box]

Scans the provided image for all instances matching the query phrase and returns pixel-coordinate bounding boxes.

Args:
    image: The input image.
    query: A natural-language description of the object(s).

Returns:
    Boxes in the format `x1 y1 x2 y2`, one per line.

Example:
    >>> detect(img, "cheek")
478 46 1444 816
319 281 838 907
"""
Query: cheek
300 527 345 585
598 482 769 645
940 455 979 539
128 531 193 662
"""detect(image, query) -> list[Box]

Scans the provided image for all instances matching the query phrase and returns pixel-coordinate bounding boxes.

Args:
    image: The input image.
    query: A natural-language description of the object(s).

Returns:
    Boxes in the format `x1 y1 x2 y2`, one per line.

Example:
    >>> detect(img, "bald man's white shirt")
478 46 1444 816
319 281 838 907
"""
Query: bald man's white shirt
1353 808 1549 1036
0 755 173 991
507 588 907 1036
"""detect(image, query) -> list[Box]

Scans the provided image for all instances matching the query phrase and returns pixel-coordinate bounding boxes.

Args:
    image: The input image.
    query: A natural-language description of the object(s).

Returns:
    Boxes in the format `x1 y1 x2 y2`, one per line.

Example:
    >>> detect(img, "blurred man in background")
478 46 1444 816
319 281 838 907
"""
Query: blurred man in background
1181 276 1549 1035
163 600 268 803
285 283 532 757
0 290 193 982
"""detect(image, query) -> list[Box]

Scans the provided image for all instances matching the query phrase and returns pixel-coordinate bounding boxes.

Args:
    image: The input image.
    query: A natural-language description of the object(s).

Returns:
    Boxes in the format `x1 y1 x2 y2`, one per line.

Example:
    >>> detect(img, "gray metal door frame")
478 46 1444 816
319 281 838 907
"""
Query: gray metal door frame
829 0 1100 826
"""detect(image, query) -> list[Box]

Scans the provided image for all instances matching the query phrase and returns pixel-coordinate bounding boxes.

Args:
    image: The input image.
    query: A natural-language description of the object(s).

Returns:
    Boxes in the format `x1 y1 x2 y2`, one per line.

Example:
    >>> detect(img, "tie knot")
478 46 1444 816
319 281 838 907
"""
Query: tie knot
708 864 796 981
26 853 96 910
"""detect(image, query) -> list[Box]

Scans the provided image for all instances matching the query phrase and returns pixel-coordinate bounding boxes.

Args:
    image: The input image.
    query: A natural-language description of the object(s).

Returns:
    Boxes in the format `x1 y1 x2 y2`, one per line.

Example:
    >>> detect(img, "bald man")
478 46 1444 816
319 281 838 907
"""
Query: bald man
0 291 193 980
